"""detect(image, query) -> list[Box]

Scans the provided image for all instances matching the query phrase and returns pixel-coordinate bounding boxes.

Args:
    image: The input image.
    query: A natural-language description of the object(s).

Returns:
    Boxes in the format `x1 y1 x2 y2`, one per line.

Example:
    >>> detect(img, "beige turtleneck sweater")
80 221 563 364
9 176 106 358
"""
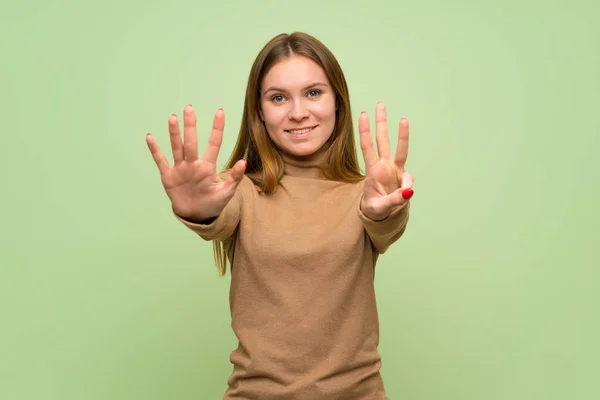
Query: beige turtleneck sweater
176 153 410 399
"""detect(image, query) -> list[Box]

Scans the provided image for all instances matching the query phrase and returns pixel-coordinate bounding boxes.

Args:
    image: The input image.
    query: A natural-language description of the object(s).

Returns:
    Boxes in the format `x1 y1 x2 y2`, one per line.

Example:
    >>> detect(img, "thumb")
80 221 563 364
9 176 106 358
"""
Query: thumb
384 186 414 209
386 173 415 207
222 159 247 190
399 171 414 201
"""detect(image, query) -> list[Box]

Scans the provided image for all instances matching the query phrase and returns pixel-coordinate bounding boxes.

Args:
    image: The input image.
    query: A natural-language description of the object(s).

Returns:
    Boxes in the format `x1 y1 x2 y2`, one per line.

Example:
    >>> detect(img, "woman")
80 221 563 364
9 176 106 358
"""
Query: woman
146 31 414 399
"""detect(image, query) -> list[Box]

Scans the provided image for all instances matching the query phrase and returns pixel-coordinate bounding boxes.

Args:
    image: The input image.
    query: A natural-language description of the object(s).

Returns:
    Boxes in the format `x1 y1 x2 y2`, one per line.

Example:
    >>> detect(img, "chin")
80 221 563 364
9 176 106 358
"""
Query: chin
281 141 328 158
267 127 333 158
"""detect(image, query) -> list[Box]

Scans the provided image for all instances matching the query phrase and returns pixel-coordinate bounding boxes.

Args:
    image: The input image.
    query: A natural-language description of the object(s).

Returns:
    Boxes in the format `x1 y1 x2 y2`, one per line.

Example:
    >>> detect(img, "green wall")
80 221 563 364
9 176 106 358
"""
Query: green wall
2 0 598 398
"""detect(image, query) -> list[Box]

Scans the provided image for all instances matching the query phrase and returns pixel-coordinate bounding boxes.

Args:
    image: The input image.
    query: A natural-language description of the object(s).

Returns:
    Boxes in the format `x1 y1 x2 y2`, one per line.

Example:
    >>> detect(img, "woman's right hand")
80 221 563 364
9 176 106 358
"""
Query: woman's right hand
146 105 246 222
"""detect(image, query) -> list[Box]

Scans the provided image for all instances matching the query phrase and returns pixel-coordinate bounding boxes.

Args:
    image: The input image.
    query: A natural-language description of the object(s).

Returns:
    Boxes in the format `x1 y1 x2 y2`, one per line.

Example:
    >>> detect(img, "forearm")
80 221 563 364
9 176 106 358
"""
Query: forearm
359 201 410 254
174 191 242 242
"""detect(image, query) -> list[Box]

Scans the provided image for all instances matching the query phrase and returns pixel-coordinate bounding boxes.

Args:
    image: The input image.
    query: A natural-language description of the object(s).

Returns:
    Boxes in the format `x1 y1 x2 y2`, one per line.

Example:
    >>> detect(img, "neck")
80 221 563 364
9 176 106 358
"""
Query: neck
280 143 330 179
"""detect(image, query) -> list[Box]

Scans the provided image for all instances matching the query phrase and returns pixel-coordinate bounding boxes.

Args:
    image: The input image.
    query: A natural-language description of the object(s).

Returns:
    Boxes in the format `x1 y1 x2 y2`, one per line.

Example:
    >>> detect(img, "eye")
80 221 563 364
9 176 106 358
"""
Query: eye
270 95 285 103
307 89 321 98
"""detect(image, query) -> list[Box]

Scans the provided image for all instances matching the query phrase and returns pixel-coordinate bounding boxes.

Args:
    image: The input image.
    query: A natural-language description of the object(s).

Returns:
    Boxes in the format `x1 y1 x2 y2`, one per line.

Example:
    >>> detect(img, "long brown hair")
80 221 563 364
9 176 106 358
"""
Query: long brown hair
213 32 364 275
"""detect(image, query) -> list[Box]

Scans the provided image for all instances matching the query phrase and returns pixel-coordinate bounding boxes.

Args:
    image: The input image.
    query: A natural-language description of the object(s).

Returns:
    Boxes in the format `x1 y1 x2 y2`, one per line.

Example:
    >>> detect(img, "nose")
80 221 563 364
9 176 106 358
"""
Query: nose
288 99 309 121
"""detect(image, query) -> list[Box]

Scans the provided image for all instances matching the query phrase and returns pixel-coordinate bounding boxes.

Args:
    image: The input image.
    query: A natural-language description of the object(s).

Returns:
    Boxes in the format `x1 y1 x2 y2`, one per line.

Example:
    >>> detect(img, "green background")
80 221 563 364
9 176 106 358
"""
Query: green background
2 0 598 399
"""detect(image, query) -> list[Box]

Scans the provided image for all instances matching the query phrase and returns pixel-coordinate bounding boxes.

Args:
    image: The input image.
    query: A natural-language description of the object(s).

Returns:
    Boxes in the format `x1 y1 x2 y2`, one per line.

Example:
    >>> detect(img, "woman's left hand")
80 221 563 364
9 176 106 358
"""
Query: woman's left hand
359 102 414 221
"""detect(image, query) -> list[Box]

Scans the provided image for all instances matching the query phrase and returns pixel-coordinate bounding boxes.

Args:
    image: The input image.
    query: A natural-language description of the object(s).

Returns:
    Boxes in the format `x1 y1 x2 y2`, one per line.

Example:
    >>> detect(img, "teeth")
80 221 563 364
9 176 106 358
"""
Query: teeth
287 127 313 134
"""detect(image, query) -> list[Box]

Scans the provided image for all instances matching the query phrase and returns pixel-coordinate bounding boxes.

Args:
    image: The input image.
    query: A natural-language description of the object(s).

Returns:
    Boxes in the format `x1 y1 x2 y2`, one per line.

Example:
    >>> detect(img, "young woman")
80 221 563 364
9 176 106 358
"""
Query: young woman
146 31 414 400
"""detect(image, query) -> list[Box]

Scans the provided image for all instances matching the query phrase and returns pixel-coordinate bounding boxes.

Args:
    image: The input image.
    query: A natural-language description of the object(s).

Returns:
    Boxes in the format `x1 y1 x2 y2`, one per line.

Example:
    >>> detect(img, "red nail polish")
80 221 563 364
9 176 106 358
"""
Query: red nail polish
401 189 414 199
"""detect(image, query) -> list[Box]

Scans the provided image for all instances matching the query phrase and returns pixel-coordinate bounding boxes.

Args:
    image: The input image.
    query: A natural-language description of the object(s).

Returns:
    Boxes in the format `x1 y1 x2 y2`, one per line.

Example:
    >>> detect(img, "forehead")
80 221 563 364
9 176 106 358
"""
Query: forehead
262 54 329 90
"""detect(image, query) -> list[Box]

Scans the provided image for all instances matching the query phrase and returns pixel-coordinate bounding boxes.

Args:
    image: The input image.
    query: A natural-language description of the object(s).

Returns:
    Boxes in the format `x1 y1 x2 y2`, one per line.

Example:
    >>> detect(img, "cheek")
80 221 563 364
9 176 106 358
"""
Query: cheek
312 102 336 122
262 105 287 128
309 93 336 118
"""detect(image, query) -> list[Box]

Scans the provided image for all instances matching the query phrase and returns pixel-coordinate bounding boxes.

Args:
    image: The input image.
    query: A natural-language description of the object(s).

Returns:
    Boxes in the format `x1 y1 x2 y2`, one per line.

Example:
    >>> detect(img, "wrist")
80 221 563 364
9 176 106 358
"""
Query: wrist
360 202 391 221
172 207 218 224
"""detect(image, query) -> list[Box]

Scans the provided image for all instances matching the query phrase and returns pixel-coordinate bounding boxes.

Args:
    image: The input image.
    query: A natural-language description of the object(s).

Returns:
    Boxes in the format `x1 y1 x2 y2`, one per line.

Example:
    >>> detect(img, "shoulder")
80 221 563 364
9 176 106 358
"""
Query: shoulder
239 174 257 191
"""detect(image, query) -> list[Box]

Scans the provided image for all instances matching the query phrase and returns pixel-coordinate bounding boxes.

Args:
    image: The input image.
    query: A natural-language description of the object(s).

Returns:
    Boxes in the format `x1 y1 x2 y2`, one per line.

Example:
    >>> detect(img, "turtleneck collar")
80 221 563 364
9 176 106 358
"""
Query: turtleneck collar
280 142 330 179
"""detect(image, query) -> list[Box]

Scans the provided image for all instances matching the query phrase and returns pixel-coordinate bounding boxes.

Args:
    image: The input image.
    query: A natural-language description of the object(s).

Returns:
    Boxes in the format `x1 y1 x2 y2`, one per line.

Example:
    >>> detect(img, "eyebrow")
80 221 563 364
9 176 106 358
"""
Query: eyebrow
262 82 330 95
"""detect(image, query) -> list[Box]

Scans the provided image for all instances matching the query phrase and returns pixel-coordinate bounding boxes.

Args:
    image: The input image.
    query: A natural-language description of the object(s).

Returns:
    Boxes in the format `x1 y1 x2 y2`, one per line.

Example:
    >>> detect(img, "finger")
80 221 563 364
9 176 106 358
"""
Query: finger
183 104 198 161
358 111 378 171
202 108 225 164
146 133 170 175
399 171 414 190
394 117 409 169
168 113 184 165
375 102 390 159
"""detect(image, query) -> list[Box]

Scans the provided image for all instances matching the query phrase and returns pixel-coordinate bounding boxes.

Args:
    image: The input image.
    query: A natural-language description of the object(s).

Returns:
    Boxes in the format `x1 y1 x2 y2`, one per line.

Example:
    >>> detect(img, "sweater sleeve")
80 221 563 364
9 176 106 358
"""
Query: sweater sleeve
173 177 246 242
358 201 410 254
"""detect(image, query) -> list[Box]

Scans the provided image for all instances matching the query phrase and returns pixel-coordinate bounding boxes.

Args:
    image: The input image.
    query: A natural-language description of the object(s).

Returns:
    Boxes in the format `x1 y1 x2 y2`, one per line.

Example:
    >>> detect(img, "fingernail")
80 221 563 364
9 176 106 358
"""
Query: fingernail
401 189 414 199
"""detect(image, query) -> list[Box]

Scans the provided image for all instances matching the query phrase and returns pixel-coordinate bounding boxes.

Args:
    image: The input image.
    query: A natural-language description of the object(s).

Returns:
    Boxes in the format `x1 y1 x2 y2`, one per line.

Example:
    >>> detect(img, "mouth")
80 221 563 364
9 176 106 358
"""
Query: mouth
285 125 318 137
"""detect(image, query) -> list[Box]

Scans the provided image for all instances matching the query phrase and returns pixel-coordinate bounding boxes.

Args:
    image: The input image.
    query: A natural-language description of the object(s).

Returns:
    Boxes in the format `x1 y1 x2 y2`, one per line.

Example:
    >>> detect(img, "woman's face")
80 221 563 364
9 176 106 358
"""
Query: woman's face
259 54 337 158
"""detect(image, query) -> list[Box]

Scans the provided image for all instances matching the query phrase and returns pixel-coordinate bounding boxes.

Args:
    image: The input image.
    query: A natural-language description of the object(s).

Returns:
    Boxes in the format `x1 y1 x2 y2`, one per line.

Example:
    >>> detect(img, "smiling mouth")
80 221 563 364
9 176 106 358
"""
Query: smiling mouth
285 125 318 134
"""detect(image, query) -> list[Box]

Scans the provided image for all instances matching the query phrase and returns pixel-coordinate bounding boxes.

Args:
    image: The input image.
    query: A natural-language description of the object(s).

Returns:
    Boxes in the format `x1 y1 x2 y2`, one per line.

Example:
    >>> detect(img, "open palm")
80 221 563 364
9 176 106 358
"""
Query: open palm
146 105 246 222
359 102 414 220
